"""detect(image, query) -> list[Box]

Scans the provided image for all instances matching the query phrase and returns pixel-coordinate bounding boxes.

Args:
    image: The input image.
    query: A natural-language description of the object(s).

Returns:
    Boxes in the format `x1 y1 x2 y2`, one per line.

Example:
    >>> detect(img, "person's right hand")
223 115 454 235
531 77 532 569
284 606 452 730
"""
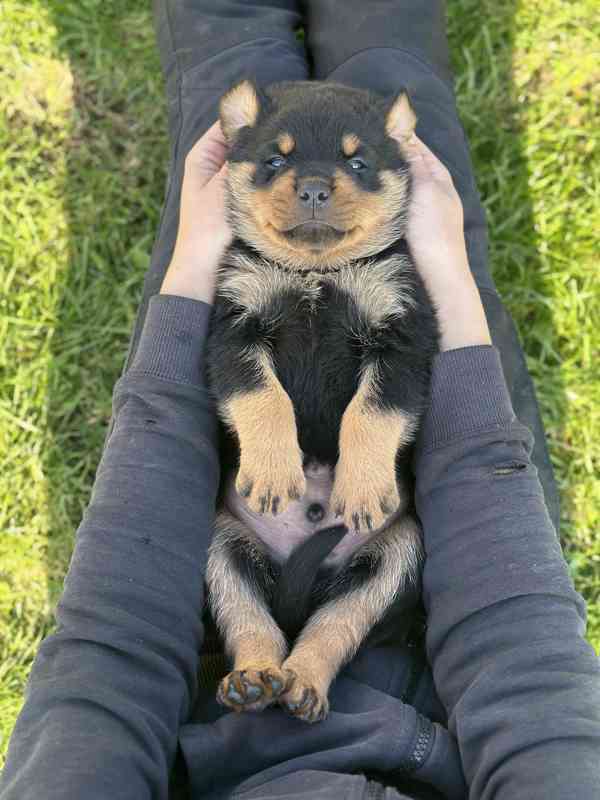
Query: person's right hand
401 134 492 351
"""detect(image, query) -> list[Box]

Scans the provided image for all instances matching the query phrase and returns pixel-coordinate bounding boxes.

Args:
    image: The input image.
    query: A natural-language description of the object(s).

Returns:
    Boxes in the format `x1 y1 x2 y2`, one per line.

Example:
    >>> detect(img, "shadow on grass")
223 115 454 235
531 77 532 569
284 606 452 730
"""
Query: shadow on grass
43 0 569 612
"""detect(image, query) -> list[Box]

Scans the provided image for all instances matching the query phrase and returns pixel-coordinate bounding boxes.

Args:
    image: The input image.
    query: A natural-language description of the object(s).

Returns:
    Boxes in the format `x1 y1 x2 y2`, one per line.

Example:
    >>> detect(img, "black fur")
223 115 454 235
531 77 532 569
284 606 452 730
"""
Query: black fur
271 523 349 642
231 81 409 191
225 529 281 608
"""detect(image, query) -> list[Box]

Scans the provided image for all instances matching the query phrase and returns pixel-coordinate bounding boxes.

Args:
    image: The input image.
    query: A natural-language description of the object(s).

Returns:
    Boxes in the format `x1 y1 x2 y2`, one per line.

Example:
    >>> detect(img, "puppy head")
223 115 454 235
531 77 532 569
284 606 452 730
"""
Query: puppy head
219 80 416 271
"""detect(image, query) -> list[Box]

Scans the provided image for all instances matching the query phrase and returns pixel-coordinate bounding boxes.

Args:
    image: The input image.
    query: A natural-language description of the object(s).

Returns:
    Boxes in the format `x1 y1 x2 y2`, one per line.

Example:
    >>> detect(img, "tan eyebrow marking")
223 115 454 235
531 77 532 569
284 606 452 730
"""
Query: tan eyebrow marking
342 133 361 157
277 132 295 155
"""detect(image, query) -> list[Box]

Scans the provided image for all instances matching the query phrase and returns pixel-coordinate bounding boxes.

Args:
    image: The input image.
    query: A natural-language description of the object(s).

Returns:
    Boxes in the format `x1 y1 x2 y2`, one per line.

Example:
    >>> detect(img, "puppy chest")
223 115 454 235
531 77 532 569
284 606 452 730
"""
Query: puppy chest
216 257 415 458
272 284 361 458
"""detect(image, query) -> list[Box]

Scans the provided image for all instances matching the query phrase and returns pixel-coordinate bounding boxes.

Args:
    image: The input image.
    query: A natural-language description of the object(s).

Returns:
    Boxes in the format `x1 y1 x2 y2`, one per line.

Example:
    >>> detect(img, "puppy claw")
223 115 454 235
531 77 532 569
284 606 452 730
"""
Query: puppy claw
236 459 306 516
331 477 400 534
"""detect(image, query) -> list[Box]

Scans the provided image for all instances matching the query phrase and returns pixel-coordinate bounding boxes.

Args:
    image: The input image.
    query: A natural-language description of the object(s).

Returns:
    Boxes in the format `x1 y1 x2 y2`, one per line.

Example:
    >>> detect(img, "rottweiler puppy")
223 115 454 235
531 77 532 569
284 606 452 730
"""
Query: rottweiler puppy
204 80 439 723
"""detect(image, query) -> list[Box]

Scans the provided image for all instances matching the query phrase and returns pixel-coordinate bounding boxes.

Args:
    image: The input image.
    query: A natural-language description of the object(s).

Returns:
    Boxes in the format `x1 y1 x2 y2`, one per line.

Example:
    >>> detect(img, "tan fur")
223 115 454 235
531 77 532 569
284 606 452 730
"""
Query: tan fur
333 255 416 327
280 514 422 721
220 81 261 141
332 169 410 259
341 132 361 157
226 160 257 211
221 351 306 515
277 132 295 155
207 511 287 661
330 362 417 532
385 92 417 141
217 252 310 322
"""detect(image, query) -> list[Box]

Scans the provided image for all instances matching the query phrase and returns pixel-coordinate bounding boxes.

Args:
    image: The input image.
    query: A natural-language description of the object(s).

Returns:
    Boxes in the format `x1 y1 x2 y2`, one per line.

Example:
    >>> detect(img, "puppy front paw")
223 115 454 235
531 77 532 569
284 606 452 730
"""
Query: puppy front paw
330 462 399 533
236 446 306 515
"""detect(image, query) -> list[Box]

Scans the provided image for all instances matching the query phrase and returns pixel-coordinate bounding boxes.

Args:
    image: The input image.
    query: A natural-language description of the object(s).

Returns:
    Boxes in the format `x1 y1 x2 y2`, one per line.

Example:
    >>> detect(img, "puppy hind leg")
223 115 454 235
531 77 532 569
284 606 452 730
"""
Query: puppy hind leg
206 509 291 713
279 514 422 722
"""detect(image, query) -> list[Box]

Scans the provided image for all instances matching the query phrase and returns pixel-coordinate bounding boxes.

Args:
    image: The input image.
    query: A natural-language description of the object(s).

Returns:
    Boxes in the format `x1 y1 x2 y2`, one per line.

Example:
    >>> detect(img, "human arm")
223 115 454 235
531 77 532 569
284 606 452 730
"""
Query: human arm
0 124 230 799
406 136 600 798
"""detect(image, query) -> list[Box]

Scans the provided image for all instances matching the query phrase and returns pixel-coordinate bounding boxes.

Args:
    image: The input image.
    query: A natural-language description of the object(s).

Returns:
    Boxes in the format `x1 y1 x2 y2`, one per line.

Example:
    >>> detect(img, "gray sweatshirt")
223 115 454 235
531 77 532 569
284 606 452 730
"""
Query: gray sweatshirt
1 295 598 800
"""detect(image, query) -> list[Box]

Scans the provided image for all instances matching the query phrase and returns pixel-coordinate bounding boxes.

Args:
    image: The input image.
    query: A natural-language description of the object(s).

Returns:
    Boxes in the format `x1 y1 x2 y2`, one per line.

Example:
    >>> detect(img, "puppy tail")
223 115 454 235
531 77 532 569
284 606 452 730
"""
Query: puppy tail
271 523 348 643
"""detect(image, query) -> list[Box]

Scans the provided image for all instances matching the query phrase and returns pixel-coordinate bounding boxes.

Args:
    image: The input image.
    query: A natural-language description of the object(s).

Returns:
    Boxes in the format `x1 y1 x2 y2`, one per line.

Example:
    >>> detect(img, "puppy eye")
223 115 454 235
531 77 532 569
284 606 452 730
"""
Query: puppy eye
267 155 286 169
348 158 367 171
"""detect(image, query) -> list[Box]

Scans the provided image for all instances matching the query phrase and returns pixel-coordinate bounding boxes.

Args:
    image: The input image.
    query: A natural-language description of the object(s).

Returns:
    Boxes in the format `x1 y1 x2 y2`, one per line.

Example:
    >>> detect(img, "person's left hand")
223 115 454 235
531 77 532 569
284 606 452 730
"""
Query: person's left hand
161 120 232 304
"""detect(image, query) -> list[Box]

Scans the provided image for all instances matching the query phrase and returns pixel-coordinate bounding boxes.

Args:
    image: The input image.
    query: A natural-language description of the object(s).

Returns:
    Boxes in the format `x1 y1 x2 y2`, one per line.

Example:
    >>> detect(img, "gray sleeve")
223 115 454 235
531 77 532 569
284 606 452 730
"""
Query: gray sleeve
0 295 220 800
415 345 600 799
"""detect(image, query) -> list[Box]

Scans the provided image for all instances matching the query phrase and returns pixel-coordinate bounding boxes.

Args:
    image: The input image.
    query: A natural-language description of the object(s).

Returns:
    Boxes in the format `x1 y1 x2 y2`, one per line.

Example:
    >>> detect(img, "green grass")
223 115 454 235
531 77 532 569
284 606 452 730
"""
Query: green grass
1 0 598 761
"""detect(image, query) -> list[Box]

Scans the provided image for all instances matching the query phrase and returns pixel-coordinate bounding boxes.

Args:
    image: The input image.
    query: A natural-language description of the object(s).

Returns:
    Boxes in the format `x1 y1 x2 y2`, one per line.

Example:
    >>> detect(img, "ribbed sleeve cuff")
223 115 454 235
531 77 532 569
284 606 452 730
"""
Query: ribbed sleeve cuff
420 345 516 452
128 294 213 386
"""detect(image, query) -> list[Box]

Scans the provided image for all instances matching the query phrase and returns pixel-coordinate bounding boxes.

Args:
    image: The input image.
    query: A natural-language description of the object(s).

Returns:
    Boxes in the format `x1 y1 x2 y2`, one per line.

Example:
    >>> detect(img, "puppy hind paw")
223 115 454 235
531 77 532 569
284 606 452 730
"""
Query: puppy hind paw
217 667 291 713
279 669 329 723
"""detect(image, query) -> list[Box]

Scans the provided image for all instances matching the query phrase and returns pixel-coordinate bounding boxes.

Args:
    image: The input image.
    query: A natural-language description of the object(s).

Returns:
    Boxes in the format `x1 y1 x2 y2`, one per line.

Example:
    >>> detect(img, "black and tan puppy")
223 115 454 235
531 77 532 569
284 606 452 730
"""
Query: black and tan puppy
204 80 439 723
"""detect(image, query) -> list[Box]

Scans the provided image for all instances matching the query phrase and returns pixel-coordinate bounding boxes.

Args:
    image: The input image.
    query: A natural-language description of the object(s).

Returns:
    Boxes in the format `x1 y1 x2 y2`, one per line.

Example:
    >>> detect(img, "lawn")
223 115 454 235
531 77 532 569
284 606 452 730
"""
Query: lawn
1 0 598 761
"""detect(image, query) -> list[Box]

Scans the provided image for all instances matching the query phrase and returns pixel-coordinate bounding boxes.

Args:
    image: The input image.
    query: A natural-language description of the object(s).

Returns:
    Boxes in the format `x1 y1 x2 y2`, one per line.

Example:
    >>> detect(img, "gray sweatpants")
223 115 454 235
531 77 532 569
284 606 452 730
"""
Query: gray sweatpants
125 0 559 529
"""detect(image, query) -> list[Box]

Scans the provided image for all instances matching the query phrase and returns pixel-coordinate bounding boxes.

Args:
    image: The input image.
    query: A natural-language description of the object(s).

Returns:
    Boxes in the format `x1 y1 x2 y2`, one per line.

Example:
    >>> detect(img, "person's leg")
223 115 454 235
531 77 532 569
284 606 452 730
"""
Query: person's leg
125 0 308 371
300 0 560 530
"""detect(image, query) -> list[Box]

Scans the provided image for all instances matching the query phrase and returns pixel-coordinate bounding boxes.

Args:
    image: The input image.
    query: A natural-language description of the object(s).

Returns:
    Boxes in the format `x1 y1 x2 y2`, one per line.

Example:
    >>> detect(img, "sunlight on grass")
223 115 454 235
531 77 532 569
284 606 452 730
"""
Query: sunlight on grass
0 2 71 751
1 0 166 758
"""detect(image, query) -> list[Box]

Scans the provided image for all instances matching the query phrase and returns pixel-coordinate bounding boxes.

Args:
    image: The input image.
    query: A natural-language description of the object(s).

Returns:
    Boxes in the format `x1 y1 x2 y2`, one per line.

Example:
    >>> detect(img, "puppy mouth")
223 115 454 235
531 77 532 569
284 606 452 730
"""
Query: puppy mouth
276 221 351 247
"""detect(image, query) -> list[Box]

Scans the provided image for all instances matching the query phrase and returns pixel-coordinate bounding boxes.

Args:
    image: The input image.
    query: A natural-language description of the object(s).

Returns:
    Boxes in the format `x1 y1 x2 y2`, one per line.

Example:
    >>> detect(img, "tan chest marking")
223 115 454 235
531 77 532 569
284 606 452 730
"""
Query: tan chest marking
217 254 414 330
331 256 415 327
217 254 322 322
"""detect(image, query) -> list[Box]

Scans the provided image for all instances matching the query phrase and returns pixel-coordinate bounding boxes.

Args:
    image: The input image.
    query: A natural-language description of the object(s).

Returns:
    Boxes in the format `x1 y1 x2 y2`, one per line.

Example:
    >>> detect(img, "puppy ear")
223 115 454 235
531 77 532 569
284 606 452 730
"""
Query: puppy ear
220 80 264 143
384 91 417 142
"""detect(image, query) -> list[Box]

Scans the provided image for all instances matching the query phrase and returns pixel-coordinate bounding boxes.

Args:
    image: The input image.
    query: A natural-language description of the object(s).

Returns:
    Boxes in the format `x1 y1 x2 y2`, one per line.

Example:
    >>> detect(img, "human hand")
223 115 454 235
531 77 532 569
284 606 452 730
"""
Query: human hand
161 121 232 304
402 134 491 351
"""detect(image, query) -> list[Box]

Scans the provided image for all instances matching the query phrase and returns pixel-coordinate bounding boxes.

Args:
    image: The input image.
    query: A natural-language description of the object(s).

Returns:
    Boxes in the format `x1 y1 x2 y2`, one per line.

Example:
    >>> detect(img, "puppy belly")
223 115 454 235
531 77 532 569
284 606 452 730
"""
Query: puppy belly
223 459 372 567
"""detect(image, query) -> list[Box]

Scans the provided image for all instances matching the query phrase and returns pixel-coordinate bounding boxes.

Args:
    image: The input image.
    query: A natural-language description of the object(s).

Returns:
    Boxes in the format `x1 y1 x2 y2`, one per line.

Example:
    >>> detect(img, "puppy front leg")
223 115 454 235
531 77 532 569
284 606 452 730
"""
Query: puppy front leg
331 360 417 533
280 515 422 722
221 348 306 515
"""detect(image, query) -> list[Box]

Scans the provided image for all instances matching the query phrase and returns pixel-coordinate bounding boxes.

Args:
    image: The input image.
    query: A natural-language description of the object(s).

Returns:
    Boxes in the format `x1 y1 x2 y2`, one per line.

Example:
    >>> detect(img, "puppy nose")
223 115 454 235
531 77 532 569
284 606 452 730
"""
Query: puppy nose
297 179 331 208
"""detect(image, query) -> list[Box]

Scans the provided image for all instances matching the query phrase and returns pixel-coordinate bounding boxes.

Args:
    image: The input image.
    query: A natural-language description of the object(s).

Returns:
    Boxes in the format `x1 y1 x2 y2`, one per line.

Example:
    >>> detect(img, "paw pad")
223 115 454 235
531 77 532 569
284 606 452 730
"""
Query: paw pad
217 667 289 713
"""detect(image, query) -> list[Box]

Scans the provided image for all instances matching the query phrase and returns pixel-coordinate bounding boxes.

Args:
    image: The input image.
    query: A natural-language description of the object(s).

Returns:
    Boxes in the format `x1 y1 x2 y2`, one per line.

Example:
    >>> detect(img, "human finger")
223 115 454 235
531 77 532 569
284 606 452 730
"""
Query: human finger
404 134 453 185
184 121 229 185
